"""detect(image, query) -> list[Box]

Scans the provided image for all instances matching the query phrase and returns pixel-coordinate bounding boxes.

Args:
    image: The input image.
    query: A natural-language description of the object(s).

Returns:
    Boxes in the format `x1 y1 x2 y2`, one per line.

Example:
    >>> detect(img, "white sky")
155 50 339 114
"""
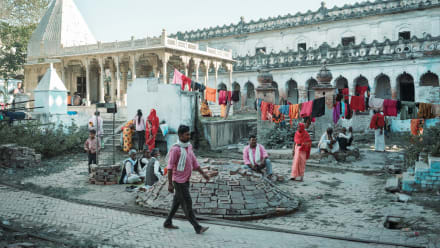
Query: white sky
74 0 357 42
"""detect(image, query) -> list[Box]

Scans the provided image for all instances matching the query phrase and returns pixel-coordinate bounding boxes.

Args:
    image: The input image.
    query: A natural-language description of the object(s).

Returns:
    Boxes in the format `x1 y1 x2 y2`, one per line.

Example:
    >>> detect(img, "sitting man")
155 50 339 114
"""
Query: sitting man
145 148 163 188
338 127 354 151
119 149 142 184
137 145 151 180
200 100 212 117
242 135 273 178
318 128 339 154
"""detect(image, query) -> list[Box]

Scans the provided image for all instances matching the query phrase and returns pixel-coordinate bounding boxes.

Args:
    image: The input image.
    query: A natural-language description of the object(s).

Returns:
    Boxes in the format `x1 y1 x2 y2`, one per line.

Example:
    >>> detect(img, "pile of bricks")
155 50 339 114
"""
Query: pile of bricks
89 164 121 185
136 164 299 220
402 156 440 192
0 144 41 168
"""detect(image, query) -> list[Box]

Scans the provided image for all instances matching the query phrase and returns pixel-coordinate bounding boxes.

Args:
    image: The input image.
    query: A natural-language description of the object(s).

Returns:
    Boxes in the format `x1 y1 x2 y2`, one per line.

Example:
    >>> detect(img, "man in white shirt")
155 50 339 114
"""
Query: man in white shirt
145 148 163 187
137 146 151 179
119 149 142 184
89 111 104 148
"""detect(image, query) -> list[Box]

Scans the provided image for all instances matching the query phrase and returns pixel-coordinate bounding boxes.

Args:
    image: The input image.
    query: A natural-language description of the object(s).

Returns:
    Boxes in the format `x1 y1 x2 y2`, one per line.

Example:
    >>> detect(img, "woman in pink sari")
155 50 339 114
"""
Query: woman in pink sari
291 123 311 181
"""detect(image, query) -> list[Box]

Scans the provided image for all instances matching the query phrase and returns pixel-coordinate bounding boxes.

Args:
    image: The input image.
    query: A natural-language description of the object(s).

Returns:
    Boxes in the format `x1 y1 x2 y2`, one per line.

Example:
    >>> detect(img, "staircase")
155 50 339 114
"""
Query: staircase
97 110 128 165
208 103 234 117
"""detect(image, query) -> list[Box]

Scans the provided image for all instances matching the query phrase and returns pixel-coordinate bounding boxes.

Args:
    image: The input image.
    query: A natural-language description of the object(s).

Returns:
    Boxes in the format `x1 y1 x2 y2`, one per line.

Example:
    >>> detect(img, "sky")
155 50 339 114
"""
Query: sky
74 0 356 42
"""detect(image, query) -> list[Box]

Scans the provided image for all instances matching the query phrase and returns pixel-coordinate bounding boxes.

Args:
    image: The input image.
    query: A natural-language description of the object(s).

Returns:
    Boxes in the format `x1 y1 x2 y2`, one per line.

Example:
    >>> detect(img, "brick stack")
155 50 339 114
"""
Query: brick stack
402 156 440 192
89 164 121 185
0 144 41 168
136 163 300 220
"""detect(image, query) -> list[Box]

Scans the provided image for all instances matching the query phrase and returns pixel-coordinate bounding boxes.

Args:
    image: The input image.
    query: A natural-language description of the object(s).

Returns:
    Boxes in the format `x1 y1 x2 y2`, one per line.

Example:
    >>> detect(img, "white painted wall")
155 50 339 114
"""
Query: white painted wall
127 78 197 133
199 8 440 57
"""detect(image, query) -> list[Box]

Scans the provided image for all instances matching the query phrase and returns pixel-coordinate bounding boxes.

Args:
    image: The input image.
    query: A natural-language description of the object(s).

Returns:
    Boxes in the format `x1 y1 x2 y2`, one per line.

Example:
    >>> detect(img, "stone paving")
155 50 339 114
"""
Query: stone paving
0 185 405 248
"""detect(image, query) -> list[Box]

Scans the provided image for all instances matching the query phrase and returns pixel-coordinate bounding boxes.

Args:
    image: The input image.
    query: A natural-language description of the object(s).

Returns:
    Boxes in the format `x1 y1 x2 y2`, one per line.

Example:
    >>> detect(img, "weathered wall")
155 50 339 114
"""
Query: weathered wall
127 78 198 133
391 118 440 132
202 118 256 149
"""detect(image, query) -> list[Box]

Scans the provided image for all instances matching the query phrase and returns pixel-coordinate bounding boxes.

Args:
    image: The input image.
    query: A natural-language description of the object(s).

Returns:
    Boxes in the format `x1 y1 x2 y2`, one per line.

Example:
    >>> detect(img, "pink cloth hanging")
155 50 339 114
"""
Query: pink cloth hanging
172 69 183 85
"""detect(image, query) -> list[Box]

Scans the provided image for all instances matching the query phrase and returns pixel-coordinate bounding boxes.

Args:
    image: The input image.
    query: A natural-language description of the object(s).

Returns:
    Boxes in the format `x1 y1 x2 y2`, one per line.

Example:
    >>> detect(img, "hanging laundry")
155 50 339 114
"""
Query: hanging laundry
383 99 397 116
410 119 424 136
432 104 440 117
350 95 365 112
205 87 217 102
340 101 345 119
417 103 434 119
172 69 184 86
333 102 341 124
342 88 349 100
261 101 270 120
279 105 289 115
344 99 353 119
369 112 385 130
400 101 417 120
220 104 227 118
227 91 232 102
181 75 192 91
289 104 299 126
218 90 227 105
369 96 384 111
300 101 313 118
311 97 325 118
232 91 240 102
355 86 368 96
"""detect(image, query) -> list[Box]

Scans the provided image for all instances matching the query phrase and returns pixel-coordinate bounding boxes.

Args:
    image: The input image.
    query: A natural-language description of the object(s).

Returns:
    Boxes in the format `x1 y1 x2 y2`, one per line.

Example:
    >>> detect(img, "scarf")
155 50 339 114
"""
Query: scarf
248 144 261 166
294 123 312 159
174 141 190 172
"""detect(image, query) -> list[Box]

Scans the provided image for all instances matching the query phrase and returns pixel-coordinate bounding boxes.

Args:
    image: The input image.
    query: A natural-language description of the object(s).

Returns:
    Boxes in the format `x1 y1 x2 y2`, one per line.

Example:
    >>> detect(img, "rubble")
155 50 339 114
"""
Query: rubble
88 164 121 185
0 144 41 168
136 164 300 220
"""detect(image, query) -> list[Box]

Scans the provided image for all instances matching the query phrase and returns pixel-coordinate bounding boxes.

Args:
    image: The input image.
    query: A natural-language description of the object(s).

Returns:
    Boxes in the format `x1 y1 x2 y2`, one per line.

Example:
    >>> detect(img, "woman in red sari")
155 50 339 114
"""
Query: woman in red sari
291 123 311 181
145 109 160 151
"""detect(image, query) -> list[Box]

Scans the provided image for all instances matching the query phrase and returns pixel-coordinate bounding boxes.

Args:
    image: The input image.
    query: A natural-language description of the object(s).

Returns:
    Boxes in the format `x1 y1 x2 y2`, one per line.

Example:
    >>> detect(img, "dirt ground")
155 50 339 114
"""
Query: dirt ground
1 139 440 247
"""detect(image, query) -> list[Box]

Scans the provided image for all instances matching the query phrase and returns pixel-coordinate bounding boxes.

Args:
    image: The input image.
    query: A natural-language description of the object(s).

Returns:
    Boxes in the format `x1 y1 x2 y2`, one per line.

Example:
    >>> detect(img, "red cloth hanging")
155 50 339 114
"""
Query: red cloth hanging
181 75 192 91
261 102 269 120
383 99 397 116
342 88 349 100
218 91 227 105
370 113 385 130
300 101 313 118
350 96 365 111
355 86 368 96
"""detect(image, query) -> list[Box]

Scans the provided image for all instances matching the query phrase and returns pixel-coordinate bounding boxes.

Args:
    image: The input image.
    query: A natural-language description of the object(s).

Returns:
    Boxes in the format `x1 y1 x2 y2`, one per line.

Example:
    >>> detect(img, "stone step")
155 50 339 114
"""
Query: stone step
385 177 400 193
401 172 416 193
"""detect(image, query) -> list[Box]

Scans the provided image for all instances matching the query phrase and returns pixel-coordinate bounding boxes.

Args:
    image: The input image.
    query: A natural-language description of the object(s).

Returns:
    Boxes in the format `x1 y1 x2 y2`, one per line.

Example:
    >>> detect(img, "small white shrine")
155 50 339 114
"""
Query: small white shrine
34 63 67 114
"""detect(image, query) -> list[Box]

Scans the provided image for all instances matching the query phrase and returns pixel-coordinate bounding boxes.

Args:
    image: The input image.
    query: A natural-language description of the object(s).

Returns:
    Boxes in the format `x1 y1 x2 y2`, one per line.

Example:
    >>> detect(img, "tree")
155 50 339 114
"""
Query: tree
1 0 51 26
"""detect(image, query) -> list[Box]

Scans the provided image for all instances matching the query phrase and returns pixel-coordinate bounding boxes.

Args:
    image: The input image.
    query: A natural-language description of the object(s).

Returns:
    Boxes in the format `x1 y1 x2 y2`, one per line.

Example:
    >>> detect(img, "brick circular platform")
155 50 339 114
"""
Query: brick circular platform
89 164 121 185
136 164 300 220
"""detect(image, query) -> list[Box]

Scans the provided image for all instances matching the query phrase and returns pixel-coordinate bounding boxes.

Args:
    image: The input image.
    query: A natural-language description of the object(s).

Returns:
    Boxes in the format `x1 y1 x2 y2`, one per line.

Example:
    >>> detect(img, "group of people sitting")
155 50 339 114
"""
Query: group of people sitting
318 127 354 154
119 145 164 188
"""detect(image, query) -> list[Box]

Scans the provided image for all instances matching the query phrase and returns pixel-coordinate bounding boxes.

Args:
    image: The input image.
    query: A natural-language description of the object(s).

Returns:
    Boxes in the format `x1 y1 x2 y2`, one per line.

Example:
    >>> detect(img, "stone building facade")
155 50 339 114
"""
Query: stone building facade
174 0 440 108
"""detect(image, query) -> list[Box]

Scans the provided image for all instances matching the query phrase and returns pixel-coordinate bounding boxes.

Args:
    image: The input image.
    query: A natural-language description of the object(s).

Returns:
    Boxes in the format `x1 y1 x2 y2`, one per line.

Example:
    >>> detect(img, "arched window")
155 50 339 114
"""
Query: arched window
420 71 439 87
244 81 255 107
272 81 279 104
375 74 391 99
397 73 414 101
307 78 318 101
286 79 298 104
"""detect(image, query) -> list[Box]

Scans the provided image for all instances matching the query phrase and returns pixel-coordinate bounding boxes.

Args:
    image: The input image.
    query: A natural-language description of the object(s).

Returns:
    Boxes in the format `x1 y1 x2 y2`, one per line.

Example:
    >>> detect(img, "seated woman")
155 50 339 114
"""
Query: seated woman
318 128 339 154
200 100 212 117
119 149 142 184
338 127 353 151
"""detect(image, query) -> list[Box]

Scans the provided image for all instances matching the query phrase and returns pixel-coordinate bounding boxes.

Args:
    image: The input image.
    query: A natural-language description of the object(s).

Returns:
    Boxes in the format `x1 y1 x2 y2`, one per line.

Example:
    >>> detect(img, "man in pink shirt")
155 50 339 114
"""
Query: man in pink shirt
163 125 210 234
84 129 101 173
242 135 273 178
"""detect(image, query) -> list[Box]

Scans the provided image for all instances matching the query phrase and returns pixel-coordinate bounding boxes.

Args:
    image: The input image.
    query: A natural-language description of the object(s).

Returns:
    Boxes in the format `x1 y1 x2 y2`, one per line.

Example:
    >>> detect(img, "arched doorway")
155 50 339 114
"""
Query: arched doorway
286 79 298 104
375 74 391 99
232 82 241 110
272 81 279 104
397 73 414 101
307 78 318 101
244 81 255 107
420 71 439 87
217 82 227 91
334 76 348 90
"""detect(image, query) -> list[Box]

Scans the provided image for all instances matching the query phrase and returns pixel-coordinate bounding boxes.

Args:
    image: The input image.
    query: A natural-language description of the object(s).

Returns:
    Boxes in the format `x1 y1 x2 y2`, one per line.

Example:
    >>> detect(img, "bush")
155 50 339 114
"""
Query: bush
403 123 440 167
261 124 296 149
0 120 88 158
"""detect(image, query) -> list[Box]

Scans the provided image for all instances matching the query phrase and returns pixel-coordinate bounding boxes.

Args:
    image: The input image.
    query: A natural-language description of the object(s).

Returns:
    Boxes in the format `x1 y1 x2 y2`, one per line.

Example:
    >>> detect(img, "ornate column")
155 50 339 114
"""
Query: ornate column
98 57 105 103
159 52 170 84
204 60 211 86
193 58 201 82
213 61 221 86
131 54 137 81
110 62 116 102
61 59 66 85
181 56 190 76
84 58 91 106
113 55 121 104
391 79 398 100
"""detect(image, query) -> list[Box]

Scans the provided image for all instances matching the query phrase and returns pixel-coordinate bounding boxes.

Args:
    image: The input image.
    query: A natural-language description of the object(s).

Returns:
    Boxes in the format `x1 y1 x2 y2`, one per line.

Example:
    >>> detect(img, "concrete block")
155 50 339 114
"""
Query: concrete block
415 161 430 173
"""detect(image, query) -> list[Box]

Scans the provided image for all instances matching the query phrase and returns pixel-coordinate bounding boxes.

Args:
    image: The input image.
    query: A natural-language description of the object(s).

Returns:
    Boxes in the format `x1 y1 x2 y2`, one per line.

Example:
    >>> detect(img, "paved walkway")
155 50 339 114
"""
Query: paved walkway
0 185 403 248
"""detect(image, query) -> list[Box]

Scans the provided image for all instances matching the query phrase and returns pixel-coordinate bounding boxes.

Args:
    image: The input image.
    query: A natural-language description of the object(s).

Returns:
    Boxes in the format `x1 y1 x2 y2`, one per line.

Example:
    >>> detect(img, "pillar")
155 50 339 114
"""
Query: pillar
193 58 201 82
110 64 116 102
98 57 105 103
160 52 170 84
391 78 398 100
84 58 91 106
204 60 210 86
114 56 121 103
227 64 233 90
131 54 137 81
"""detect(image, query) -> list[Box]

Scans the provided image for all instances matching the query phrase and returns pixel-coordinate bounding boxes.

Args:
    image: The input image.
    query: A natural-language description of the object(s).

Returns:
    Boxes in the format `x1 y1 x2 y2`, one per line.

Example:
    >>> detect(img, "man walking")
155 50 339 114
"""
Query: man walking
164 125 210 234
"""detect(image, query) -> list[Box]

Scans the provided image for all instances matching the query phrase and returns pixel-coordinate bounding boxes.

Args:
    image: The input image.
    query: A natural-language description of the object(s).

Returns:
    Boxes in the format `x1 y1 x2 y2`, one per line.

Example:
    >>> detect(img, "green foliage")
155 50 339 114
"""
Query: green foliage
0 22 36 80
403 124 440 167
261 124 296 149
1 0 51 26
0 120 89 158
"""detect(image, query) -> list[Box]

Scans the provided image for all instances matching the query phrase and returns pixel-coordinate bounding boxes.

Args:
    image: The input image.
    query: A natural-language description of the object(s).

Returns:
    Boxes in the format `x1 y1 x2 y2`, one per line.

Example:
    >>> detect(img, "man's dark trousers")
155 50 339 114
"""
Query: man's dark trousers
88 153 97 173
164 181 201 232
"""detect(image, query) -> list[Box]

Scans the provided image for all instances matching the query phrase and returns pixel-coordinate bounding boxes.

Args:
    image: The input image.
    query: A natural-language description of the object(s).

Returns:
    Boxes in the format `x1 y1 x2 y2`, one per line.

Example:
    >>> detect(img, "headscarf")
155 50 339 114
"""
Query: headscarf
294 123 312 159
147 109 160 135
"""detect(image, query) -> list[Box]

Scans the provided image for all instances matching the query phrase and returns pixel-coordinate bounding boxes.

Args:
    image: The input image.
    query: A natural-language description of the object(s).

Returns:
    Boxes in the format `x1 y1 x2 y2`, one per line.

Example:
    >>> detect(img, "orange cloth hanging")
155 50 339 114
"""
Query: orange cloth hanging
289 104 299 126
220 104 227 117
205 87 217 102
410 119 424 136
261 102 269 120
